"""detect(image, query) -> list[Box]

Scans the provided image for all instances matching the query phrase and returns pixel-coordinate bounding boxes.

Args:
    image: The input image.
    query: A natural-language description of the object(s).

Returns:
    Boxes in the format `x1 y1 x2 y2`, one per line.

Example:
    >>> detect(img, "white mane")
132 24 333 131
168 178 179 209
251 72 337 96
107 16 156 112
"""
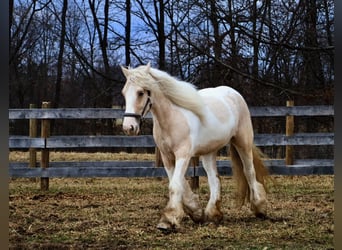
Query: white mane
124 64 206 122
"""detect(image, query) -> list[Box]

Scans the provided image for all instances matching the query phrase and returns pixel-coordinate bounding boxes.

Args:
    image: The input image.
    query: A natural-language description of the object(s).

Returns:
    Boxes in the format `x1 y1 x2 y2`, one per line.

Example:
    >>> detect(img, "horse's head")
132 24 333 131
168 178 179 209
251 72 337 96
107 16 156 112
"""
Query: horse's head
121 64 153 136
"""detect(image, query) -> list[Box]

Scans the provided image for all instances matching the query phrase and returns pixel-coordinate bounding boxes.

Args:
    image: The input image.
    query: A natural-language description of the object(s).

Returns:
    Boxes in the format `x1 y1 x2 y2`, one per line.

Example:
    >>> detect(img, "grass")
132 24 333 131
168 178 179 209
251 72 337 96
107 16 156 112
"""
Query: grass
9 151 157 162
9 150 232 163
9 152 334 249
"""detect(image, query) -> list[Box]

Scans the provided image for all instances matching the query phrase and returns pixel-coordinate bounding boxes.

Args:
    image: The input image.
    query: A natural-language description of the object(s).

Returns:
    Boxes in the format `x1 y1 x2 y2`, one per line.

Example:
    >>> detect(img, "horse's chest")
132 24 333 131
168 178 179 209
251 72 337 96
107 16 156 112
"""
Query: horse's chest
153 123 191 154
154 131 171 149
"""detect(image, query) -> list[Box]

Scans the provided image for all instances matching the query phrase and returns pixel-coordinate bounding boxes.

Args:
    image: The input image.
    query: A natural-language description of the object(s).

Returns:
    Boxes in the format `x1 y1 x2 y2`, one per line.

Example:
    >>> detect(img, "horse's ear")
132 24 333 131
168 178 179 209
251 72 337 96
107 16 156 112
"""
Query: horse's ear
121 65 129 78
145 62 151 73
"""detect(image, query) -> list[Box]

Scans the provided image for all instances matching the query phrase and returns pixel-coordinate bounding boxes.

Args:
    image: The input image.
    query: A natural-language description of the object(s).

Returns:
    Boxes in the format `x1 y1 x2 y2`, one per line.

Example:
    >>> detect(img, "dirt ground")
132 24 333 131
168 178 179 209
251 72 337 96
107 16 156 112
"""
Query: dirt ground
9 175 334 249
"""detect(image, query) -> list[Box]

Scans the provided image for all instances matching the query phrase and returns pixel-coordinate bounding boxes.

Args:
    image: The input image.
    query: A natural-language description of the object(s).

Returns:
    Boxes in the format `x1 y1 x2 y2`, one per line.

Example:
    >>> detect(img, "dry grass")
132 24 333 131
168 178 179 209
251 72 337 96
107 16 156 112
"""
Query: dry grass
9 151 232 163
9 151 156 162
9 175 334 249
9 151 334 249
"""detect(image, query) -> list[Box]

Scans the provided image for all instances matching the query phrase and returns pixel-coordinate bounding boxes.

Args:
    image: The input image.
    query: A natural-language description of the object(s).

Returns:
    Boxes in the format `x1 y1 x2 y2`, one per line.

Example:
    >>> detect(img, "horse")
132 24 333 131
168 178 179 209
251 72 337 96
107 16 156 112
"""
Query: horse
120 63 268 232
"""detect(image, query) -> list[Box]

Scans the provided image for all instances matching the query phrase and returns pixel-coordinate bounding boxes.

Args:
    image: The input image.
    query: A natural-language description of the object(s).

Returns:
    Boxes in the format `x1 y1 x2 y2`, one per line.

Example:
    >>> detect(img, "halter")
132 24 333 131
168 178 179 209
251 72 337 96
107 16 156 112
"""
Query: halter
123 90 152 122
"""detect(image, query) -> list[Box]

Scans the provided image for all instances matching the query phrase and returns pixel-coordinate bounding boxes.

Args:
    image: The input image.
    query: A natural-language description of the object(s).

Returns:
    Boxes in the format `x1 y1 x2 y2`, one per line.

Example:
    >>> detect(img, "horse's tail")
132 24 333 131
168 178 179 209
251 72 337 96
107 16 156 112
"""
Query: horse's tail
230 144 269 207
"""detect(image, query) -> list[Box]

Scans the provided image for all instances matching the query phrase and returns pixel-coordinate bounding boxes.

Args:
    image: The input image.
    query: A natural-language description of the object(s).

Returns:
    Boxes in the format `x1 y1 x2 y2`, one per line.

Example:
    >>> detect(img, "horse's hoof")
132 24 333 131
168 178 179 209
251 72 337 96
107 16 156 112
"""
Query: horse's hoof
157 221 176 234
251 199 267 218
255 212 267 220
204 207 224 225
205 213 223 225
188 209 204 224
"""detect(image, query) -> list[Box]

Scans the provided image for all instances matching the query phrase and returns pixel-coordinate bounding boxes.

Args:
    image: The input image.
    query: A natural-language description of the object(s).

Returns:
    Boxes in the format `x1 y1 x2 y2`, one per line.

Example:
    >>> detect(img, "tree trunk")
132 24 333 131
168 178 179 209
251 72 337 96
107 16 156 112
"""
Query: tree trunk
227 0 237 82
209 0 221 61
157 0 165 70
54 0 68 109
89 0 112 106
252 0 259 77
125 0 131 67
303 0 324 87
208 0 222 86
9 0 13 38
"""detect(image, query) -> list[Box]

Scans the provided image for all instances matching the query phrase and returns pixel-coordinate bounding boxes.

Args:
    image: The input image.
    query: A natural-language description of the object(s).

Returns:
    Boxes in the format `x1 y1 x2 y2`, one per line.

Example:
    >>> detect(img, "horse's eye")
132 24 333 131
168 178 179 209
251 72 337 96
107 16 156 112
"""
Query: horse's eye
137 91 144 97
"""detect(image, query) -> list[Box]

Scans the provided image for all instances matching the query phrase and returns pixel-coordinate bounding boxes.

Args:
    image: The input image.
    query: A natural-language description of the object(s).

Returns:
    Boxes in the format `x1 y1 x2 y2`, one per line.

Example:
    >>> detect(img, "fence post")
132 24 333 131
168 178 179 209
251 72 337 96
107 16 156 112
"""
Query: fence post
189 157 200 190
29 104 37 182
40 101 51 190
285 100 294 165
154 147 163 167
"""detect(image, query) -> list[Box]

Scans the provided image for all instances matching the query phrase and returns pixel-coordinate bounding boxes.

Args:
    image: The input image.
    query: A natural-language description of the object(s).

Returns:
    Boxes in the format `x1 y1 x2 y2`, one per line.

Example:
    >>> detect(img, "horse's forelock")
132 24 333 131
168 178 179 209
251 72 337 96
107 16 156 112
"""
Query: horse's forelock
124 66 152 89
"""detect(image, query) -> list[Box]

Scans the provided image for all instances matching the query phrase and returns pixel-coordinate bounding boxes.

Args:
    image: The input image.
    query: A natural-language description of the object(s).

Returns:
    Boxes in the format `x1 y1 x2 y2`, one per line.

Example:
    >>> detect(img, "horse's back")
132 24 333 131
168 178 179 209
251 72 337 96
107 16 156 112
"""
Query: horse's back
199 86 254 148
198 86 250 120
199 85 245 100
188 86 251 155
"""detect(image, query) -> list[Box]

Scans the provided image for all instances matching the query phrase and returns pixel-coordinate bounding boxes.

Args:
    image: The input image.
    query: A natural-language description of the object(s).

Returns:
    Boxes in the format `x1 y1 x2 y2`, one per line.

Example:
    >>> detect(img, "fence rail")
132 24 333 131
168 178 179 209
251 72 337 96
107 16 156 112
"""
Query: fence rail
9 104 334 188
9 133 334 149
9 159 334 178
9 105 334 119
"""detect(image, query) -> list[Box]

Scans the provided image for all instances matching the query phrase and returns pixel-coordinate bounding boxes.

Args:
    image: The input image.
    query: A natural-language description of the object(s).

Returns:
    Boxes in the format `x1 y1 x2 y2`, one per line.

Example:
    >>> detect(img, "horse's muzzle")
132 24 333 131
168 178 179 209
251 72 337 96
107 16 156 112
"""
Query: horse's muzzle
122 117 140 136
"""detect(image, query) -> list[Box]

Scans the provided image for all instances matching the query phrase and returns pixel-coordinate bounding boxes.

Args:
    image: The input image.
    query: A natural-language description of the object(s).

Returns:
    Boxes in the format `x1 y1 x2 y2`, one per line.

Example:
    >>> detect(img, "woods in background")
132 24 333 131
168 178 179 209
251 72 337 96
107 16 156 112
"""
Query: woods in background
9 0 334 141
9 0 334 108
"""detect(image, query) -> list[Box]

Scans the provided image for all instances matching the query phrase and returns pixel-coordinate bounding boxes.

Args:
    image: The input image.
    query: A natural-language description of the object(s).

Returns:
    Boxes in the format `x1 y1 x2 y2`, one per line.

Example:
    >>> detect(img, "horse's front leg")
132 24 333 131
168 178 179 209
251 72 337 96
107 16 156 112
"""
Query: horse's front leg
157 157 191 232
201 152 223 224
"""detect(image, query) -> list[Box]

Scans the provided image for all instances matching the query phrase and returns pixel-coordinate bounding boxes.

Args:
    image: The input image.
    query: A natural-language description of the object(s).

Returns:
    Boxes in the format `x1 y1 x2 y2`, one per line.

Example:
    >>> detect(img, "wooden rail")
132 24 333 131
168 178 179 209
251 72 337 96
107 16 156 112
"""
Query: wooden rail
10 159 334 178
9 133 334 149
9 105 334 119
9 104 334 188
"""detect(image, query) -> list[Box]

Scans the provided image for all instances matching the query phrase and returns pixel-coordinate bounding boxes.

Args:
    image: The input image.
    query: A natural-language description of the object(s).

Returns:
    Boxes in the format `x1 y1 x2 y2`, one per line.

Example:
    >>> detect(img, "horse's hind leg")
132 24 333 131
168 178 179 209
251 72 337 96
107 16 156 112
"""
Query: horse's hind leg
201 152 223 224
231 142 267 217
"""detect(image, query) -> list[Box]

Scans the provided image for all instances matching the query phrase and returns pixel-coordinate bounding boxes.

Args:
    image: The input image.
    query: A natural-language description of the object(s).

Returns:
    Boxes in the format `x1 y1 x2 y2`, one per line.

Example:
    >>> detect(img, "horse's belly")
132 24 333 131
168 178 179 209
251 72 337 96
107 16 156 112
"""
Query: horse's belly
192 121 235 156
193 138 229 156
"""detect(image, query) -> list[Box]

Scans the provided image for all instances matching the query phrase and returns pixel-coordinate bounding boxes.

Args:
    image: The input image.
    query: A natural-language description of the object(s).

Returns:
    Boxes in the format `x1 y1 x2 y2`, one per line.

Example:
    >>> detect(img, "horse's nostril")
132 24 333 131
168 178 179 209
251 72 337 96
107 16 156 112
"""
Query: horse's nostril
130 125 134 131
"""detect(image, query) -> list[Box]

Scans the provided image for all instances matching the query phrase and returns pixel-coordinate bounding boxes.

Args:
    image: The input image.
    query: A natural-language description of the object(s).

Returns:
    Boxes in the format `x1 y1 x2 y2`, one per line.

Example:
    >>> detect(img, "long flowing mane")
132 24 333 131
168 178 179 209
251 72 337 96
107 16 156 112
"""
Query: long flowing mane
127 65 206 122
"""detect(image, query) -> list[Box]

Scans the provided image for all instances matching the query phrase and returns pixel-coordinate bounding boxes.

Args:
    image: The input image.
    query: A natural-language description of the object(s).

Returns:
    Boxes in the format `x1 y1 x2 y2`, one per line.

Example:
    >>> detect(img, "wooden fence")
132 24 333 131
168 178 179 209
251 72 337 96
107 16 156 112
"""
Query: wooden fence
9 103 334 190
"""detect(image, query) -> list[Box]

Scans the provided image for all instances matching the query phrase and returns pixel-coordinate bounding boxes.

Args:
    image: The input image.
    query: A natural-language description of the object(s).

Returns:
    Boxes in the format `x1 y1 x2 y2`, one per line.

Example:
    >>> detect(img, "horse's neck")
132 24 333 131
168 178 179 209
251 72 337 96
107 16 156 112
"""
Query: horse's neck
150 93 177 129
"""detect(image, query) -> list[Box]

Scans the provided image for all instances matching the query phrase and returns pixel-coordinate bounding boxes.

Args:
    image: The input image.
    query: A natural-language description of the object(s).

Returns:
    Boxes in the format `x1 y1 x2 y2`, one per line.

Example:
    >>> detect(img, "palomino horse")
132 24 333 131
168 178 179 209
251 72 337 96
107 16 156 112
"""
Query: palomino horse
121 63 268 232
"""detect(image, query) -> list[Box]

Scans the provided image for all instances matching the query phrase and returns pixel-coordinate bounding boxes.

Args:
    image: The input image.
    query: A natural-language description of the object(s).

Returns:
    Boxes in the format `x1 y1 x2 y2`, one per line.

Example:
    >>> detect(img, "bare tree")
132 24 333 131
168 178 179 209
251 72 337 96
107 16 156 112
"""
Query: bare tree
88 0 111 76
134 0 167 69
10 0 55 107
9 0 334 110
54 0 68 108
125 0 131 66
302 0 324 88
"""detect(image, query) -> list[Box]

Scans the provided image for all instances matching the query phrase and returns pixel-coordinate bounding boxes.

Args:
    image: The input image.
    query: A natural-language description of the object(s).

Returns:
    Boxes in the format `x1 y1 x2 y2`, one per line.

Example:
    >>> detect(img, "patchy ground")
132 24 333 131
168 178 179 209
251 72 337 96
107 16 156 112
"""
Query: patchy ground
9 175 334 249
